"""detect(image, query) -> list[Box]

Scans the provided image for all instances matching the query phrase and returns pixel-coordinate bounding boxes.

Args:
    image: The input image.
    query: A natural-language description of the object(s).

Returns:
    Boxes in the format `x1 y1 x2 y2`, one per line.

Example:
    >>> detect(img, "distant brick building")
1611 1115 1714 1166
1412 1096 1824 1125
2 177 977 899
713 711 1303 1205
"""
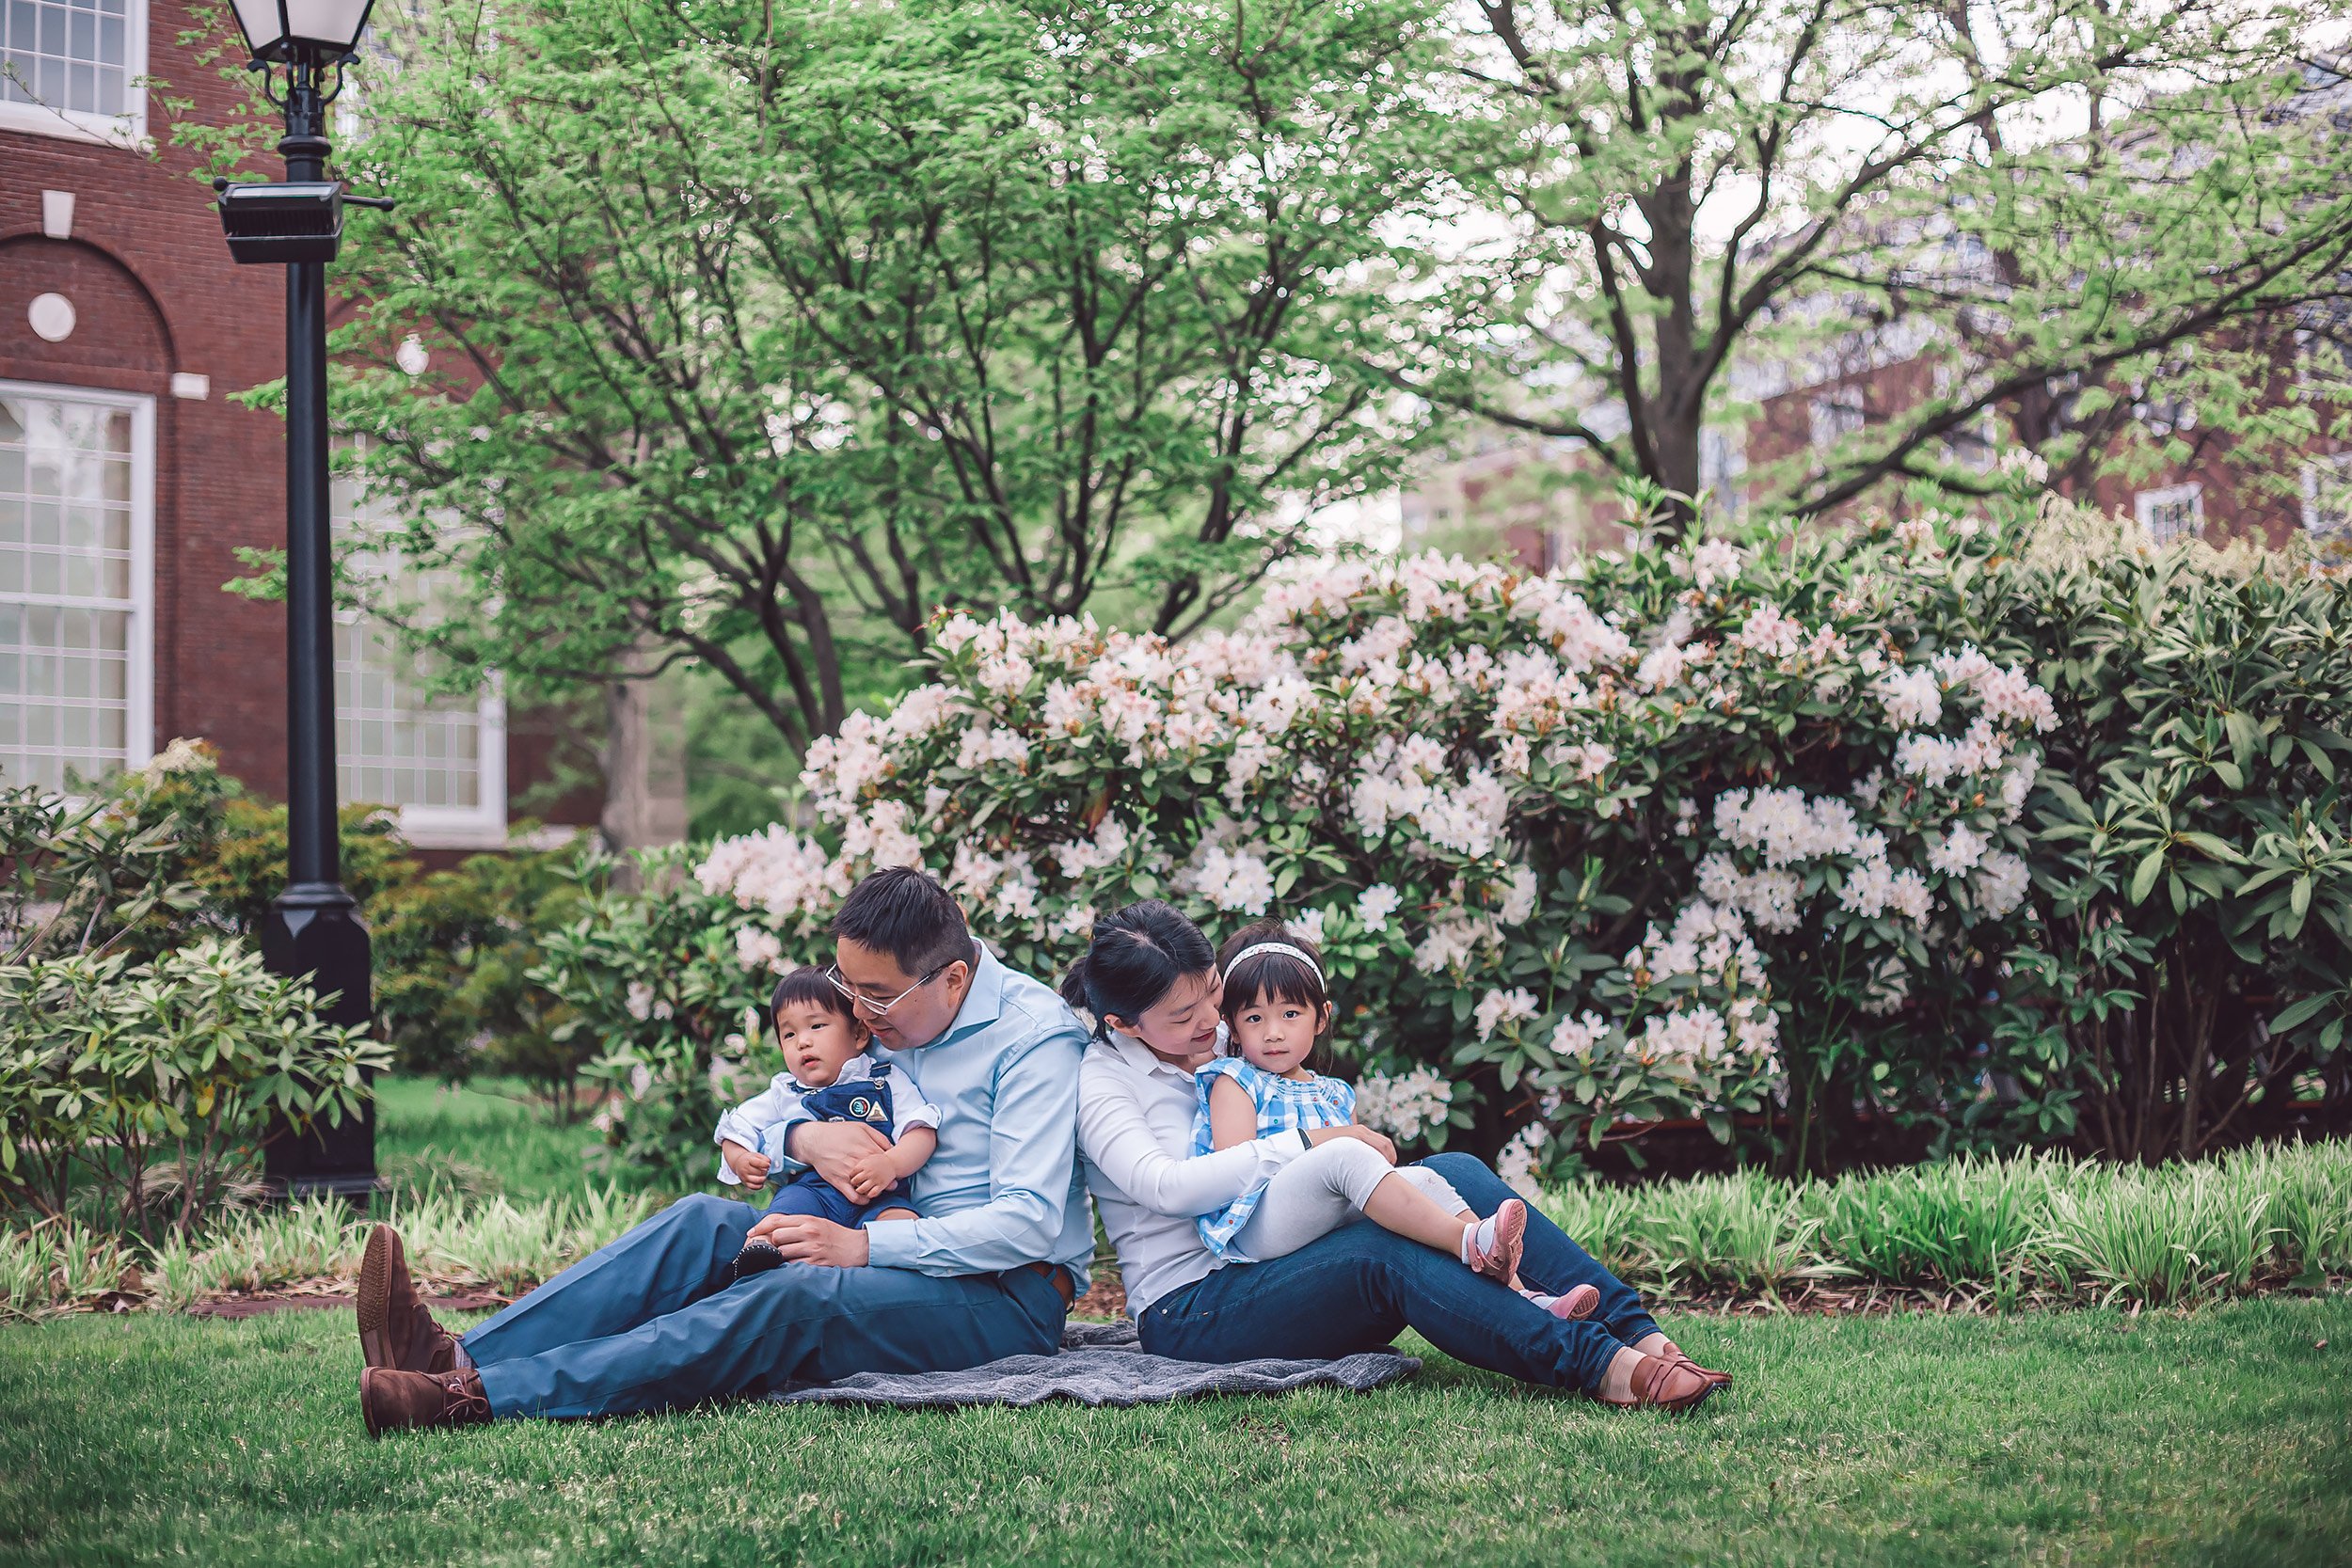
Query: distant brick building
1 0 594 846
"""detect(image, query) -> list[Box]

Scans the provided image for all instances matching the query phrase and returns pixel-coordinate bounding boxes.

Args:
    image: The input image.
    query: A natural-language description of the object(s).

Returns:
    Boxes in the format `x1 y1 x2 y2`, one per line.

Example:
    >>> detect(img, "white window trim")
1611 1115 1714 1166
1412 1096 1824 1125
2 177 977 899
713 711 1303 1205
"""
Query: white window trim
2302 452 2352 538
0 375 154 778
332 452 508 849
2134 482 2204 543
383 673 508 849
0 0 150 150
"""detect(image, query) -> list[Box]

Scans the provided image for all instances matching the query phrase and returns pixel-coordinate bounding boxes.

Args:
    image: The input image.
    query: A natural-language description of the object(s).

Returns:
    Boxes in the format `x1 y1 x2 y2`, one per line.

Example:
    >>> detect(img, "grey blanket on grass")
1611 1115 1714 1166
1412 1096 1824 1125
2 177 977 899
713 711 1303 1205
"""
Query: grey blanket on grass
770 1319 1419 1409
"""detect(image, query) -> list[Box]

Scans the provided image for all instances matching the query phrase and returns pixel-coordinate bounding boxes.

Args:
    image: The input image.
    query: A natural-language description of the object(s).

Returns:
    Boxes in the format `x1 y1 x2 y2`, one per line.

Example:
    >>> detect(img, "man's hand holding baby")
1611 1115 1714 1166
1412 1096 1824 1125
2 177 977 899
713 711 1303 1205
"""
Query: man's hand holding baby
788 1119 892 1193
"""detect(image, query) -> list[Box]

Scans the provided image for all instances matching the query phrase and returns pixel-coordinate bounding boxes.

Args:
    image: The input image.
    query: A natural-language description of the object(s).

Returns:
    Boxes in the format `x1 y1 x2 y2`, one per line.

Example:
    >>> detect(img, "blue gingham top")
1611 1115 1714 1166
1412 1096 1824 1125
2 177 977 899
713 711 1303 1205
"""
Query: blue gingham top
1190 1056 1357 1257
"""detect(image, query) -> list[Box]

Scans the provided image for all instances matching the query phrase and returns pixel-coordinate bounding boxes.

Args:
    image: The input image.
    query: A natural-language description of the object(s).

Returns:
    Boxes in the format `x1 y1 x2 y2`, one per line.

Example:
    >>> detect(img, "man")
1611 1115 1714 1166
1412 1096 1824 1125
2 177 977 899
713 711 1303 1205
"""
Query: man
355 867 1092 1433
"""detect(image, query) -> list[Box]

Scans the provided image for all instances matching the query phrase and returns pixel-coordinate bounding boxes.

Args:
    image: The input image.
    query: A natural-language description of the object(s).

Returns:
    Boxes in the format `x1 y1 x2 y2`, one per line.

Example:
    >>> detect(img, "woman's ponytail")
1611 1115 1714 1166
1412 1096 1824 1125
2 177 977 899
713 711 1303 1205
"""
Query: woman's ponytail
1059 954 1100 1033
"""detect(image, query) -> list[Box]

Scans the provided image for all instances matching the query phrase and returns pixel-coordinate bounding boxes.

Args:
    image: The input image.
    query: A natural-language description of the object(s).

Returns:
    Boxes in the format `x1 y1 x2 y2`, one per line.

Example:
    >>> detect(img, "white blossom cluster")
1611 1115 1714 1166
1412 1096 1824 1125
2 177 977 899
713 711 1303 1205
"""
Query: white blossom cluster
1353 1066 1457 1142
1357 882 1404 931
1473 987 1540 1041
1497 1121 1549 1197
694 824 851 924
1348 736 1511 860
1412 909 1502 975
1179 842 1279 917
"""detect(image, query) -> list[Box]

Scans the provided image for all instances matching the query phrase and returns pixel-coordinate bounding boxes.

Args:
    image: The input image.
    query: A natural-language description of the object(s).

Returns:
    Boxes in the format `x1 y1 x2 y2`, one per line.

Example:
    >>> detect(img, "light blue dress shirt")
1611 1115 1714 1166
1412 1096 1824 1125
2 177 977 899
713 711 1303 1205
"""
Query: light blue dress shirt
771 942 1093 1281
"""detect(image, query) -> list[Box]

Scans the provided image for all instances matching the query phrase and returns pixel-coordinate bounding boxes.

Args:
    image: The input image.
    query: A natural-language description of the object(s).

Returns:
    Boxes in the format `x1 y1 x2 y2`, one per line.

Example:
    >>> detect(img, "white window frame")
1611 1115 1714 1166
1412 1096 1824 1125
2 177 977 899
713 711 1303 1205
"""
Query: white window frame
332 454 507 849
1807 390 1867 453
0 376 154 784
2135 482 2204 546
2302 452 2352 544
0 0 149 149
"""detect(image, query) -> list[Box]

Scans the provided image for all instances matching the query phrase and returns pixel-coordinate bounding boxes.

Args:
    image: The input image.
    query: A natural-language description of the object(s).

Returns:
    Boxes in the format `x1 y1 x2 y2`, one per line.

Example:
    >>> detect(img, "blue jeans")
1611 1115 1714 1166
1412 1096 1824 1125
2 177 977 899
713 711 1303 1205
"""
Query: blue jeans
461 1193 1069 1419
1136 1153 1658 1395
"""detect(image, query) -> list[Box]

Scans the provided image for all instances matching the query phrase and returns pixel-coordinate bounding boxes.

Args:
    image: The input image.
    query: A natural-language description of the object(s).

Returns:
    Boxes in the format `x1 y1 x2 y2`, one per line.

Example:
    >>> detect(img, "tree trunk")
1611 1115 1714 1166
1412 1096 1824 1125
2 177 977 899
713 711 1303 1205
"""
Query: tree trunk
600 643 690 889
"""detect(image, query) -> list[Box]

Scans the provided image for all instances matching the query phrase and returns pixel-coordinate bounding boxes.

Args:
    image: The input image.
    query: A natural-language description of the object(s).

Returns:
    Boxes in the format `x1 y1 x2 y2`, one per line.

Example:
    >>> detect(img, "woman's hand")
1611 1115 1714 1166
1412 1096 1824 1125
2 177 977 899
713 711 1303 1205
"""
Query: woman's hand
787 1120 893 1190
721 1139 771 1189
1307 1124 1398 1164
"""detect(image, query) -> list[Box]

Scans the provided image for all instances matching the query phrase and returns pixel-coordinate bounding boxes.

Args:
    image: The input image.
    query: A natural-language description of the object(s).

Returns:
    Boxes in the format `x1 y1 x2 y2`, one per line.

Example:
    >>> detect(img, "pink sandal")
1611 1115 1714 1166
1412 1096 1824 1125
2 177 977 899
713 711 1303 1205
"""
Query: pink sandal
1462 1199 1527 1284
1521 1282 1601 1320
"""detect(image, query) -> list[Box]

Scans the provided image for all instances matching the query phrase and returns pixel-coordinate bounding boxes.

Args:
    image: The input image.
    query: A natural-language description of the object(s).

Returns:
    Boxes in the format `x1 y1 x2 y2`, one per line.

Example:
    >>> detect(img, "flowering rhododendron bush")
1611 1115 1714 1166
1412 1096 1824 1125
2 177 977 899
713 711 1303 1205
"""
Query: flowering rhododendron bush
553 491 2116 1186
547 481 2352 1180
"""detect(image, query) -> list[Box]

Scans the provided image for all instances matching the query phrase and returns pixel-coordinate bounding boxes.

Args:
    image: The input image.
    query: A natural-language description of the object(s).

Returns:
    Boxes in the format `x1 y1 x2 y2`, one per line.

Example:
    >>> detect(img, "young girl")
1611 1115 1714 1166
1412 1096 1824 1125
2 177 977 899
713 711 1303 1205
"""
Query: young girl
1194 920 1598 1318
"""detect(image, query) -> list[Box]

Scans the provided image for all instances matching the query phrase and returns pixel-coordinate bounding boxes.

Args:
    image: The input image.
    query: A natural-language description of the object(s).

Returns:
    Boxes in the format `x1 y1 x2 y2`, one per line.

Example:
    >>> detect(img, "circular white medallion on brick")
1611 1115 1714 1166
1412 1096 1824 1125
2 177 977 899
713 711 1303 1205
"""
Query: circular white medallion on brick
396 334 430 375
27 293 76 342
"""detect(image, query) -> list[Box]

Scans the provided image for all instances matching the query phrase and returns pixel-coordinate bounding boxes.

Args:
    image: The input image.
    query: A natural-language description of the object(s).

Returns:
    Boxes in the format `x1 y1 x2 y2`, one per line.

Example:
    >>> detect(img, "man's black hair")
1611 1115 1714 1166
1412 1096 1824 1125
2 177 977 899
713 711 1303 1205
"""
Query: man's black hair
830 866 973 976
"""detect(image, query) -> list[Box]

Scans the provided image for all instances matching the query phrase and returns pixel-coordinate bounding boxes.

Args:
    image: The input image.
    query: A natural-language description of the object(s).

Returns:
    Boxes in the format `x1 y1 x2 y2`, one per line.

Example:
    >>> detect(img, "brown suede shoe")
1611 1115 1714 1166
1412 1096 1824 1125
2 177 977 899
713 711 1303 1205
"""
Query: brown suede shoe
357 1225 465 1374
360 1367 493 1437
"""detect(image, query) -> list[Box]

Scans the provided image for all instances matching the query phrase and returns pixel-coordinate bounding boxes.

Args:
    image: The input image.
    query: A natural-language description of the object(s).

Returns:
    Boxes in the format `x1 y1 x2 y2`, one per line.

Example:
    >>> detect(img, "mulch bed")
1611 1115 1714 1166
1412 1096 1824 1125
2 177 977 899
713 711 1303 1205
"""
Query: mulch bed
181 1274 1127 1322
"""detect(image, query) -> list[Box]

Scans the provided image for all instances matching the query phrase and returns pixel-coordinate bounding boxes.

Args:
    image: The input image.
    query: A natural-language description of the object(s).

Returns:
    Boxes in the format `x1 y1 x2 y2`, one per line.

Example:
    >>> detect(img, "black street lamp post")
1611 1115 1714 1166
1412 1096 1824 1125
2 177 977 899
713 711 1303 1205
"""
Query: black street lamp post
216 0 387 1199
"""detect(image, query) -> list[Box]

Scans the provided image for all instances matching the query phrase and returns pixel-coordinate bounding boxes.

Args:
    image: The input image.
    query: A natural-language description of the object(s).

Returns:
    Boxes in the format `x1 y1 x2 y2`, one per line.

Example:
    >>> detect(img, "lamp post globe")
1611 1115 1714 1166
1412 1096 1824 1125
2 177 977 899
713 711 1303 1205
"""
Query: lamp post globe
218 0 382 1199
229 0 378 63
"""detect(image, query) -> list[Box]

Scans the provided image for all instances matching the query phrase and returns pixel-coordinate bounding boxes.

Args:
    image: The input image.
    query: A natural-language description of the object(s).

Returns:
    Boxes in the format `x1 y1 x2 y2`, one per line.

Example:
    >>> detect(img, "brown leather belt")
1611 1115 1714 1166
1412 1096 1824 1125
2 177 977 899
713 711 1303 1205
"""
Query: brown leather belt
1020 1259 1076 1307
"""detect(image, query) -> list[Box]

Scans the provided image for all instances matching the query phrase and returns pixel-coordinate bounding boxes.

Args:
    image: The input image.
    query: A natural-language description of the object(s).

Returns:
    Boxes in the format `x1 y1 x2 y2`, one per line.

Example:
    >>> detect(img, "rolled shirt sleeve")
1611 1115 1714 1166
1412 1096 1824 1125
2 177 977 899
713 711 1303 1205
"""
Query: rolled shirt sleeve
888 1071 944 1137
863 1025 1085 1275
712 1071 809 1186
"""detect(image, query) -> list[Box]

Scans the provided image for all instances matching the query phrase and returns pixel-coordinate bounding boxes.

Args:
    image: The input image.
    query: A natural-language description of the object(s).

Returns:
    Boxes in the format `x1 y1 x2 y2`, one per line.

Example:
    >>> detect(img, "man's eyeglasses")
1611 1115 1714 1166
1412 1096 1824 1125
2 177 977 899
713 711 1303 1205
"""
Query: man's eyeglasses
824 961 949 1017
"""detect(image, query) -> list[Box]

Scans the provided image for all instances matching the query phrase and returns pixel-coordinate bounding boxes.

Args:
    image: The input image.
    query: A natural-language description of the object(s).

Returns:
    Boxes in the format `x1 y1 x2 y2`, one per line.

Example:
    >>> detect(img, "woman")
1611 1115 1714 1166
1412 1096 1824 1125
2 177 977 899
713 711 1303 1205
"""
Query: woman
1070 901 1728 1410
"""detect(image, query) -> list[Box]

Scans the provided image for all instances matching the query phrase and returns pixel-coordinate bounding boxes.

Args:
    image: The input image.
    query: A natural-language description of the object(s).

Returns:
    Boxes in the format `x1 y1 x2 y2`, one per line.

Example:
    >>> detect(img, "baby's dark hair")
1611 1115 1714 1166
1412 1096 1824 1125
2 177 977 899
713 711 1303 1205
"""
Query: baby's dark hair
1216 919 1333 1052
769 966 861 1031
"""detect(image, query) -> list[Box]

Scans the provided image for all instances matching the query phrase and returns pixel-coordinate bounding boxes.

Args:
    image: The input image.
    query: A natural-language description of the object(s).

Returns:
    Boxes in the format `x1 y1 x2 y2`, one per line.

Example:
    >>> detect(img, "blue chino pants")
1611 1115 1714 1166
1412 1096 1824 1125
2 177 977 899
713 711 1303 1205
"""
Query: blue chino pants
1136 1153 1658 1395
461 1193 1068 1419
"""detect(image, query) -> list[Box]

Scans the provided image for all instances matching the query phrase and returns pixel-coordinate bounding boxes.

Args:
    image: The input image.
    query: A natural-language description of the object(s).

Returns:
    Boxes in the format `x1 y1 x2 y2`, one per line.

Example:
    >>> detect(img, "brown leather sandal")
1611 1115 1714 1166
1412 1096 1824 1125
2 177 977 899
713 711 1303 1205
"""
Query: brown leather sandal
1653 1338 1732 1387
1597 1354 1720 1412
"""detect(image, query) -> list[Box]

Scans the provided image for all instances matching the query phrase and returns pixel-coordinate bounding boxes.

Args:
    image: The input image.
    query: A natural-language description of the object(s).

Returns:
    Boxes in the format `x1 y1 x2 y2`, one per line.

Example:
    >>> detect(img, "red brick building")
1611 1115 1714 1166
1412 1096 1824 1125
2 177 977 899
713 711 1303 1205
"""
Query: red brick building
1 0 592 846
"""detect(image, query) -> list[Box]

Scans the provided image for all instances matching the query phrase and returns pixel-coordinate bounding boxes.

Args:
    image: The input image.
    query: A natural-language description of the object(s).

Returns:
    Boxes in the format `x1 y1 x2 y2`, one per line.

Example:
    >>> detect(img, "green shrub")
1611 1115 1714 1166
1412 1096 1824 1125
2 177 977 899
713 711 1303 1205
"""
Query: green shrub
0 940 388 1239
1965 509 2352 1161
133 1183 664 1312
0 1220 137 1322
370 845 600 1107
555 486 2090 1179
1810 1153 2052 1297
1528 1137 2352 1309
531 849 771 1186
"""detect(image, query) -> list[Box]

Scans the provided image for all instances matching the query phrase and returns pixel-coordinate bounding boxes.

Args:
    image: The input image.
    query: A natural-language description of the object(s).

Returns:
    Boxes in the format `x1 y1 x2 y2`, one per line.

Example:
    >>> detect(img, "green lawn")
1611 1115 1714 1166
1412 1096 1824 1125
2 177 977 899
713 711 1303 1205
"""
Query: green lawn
2 1297 2346 1567
373 1076 622 1205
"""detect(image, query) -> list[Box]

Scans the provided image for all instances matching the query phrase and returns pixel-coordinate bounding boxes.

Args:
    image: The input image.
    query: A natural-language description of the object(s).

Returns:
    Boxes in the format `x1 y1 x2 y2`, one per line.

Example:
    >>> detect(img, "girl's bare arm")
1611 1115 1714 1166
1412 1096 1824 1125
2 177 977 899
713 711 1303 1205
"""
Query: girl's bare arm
1207 1075 1261 1152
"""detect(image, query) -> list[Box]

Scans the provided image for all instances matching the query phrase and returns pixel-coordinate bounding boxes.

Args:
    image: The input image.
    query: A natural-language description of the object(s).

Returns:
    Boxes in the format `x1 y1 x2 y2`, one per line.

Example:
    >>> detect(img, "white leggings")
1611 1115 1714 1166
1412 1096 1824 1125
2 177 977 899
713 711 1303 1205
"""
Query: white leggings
1225 1138 1470 1264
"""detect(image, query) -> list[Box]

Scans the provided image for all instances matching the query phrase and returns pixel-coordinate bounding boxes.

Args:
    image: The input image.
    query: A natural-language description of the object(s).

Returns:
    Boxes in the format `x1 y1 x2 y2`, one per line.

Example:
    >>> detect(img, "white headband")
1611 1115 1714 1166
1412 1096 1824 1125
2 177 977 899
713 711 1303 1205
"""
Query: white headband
1225 942 1323 986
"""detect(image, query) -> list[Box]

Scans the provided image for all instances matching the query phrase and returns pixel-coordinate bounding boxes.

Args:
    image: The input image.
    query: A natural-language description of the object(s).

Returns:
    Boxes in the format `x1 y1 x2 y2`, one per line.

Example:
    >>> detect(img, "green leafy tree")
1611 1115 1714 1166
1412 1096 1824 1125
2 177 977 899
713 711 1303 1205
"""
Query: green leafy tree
317 0 1456 754
1393 0 2352 524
